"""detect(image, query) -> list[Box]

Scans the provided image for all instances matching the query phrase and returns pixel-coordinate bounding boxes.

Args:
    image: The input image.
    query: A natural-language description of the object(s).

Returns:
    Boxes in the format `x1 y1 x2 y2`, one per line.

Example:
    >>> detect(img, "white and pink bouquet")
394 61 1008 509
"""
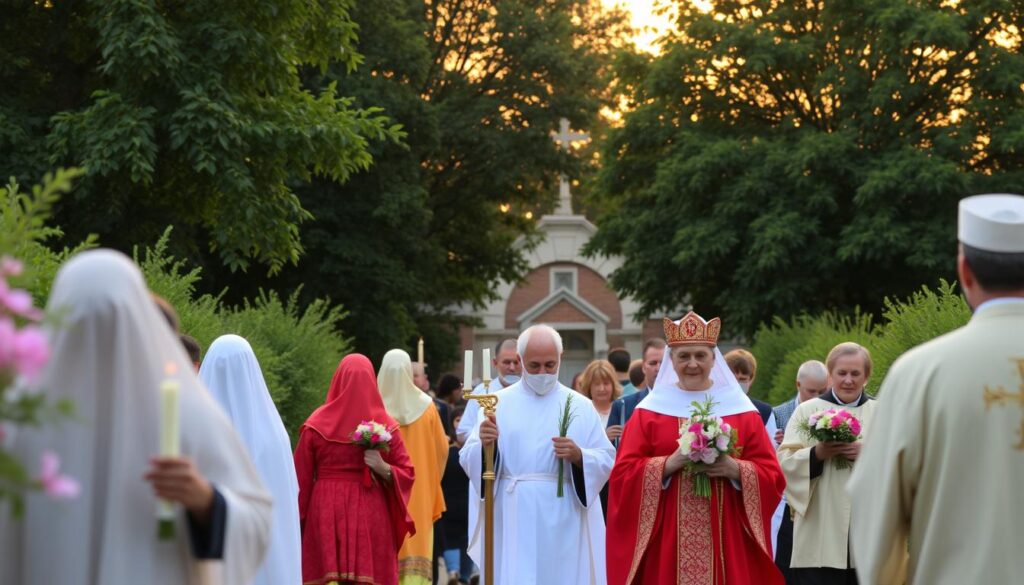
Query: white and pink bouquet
352 420 392 452
798 408 862 469
352 420 392 487
677 397 740 497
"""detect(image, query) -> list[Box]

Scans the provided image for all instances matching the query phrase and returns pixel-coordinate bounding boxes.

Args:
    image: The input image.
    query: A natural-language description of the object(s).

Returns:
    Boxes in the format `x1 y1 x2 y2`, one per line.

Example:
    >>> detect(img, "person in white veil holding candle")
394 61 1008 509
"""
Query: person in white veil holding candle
0 249 271 585
605 312 785 585
199 334 302 585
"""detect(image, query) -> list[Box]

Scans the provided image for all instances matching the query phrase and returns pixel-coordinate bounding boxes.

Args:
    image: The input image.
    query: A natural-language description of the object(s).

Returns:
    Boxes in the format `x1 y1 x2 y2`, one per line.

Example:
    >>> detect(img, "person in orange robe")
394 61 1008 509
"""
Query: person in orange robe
377 349 448 585
295 354 416 585
606 313 786 585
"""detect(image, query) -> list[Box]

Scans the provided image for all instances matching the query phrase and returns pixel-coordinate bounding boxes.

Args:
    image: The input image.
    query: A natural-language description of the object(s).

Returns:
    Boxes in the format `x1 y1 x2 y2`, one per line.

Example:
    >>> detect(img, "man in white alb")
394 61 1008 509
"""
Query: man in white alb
460 325 614 585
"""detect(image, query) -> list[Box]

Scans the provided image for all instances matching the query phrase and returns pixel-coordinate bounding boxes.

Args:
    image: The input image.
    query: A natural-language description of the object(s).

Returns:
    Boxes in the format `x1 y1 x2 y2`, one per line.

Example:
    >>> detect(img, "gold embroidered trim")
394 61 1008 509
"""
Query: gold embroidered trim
625 455 667 585
737 459 770 556
678 473 714 585
399 556 432 579
716 480 726 584
304 571 382 585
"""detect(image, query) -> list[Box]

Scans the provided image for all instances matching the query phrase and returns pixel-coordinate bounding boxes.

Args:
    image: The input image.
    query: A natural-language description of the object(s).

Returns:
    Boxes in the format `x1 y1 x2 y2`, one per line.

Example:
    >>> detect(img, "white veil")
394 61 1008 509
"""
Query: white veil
636 345 756 418
200 334 301 585
0 249 271 585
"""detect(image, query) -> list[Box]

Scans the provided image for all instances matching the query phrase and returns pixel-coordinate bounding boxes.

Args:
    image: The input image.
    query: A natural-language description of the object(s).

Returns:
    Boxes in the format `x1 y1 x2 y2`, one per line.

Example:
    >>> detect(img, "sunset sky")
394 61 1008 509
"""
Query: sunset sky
601 0 676 53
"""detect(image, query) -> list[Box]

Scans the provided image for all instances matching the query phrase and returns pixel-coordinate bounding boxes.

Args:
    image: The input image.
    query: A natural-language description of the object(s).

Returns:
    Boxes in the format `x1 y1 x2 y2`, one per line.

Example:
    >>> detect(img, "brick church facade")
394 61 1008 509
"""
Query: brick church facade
455 212 662 386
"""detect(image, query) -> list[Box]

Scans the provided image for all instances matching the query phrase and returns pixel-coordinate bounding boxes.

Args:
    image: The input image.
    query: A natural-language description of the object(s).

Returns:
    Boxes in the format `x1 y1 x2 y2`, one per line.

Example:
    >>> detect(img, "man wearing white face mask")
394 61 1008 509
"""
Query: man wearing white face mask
457 339 521 444
459 325 615 585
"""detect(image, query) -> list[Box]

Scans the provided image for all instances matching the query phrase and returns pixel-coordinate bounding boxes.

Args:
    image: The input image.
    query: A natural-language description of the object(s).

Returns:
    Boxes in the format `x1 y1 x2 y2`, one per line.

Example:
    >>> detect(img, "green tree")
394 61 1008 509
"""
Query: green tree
0 0 399 272
216 0 629 366
587 0 1024 336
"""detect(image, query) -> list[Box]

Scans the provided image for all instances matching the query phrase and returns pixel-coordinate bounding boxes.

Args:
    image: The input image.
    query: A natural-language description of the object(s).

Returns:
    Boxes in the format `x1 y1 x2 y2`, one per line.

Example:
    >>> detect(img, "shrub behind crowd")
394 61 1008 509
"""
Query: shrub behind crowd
750 281 970 405
138 230 350 440
5 173 350 442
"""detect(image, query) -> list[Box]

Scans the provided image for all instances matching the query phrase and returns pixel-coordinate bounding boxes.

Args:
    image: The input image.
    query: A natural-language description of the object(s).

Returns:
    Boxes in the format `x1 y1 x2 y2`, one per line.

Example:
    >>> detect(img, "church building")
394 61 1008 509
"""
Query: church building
455 120 662 386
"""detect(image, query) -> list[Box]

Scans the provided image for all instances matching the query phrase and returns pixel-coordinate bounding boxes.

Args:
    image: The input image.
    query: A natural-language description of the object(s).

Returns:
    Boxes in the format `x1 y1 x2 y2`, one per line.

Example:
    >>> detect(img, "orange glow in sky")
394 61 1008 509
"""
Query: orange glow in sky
601 1 712 54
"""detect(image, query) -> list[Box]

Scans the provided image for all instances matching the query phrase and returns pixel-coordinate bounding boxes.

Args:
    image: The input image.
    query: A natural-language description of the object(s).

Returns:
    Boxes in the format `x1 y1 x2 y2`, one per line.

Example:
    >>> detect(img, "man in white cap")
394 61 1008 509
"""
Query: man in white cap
848 194 1024 585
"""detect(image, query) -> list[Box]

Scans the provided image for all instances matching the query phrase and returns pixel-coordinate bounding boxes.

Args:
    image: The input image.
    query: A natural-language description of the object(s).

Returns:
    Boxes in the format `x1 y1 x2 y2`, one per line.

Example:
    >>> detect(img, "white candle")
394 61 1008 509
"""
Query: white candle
157 378 180 538
464 350 473 390
418 337 425 364
482 348 491 381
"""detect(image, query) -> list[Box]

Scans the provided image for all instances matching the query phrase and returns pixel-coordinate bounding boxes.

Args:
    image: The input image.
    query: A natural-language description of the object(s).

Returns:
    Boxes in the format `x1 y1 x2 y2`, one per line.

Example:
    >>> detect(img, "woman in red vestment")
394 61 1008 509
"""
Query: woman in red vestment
295 354 416 585
606 313 786 585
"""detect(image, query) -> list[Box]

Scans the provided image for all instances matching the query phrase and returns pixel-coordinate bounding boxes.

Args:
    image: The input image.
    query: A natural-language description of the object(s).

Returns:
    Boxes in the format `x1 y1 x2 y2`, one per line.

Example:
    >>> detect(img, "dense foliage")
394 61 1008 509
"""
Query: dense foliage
587 0 1024 336
0 0 400 272
3 170 349 441
220 0 628 365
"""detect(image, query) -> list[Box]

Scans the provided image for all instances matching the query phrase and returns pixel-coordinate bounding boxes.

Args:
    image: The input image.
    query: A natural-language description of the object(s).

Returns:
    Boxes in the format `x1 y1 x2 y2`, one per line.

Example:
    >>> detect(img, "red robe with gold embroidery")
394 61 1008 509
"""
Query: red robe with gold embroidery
606 408 785 585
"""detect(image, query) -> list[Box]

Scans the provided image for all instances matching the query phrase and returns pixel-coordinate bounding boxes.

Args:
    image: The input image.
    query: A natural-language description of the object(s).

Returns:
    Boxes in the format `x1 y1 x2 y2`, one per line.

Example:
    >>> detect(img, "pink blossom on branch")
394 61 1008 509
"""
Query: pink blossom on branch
13 326 48 381
0 280 43 321
0 256 23 277
38 451 80 499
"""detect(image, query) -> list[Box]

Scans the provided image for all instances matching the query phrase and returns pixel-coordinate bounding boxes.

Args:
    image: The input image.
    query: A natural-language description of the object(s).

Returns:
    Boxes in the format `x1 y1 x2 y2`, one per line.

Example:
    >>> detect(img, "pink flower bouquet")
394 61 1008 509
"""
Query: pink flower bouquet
677 397 740 497
798 408 862 469
352 420 393 452
352 420 392 487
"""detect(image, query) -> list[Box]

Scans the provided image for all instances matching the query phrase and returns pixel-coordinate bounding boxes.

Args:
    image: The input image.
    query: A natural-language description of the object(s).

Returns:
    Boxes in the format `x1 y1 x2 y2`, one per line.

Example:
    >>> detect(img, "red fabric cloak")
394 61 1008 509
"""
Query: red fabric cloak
606 408 785 585
295 354 415 585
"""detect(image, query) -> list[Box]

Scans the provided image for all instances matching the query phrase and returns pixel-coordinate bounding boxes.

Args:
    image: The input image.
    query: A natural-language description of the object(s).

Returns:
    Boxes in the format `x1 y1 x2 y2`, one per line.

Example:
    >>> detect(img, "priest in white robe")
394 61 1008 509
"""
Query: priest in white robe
199 334 302 585
0 250 272 585
849 194 1024 584
460 325 614 585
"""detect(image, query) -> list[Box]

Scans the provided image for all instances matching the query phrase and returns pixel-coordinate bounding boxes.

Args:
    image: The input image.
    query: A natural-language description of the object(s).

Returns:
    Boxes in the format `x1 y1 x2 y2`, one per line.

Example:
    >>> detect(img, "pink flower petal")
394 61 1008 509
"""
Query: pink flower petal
40 451 61 479
13 326 48 381
43 475 80 499
0 256 23 277
0 287 42 320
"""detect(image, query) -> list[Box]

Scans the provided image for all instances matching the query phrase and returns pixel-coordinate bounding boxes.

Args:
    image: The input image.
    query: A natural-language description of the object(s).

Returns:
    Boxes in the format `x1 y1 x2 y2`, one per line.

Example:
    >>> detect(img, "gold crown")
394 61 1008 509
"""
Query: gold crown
663 312 721 347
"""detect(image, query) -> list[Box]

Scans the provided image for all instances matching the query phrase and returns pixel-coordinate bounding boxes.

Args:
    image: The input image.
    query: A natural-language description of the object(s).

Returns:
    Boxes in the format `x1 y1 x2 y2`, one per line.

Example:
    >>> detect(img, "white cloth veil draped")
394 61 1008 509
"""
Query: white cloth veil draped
636 342 756 419
0 249 271 585
199 334 301 585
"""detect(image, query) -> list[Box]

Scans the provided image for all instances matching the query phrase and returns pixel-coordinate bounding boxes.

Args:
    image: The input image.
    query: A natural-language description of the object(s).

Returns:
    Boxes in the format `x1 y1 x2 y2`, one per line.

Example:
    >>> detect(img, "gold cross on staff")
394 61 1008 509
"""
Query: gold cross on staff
982 358 1024 450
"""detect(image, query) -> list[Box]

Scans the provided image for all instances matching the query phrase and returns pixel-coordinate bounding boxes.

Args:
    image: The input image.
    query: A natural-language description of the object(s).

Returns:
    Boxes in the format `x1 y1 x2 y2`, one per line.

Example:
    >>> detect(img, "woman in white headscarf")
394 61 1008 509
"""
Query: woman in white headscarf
377 349 448 585
199 334 302 585
0 249 271 585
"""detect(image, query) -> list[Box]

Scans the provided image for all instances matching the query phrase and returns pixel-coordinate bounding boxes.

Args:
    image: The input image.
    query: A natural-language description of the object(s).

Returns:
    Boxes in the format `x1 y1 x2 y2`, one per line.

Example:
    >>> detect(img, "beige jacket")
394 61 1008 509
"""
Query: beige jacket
779 394 878 569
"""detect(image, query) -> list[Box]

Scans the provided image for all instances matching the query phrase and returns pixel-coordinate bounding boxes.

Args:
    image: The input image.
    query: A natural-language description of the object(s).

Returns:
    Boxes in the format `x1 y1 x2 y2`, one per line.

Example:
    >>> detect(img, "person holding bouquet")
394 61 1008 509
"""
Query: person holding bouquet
295 354 416 585
605 312 786 585
777 342 878 585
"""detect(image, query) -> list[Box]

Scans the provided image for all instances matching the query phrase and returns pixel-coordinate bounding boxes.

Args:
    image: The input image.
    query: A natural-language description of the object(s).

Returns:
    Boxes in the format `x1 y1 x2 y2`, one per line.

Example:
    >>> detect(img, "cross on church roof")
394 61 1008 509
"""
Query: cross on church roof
551 118 590 215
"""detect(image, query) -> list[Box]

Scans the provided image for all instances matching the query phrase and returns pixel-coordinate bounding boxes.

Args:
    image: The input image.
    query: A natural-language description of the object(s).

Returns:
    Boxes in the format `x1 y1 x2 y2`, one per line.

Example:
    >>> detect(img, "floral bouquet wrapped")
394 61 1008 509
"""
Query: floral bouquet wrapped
352 420 392 486
798 408 862 469
677 397 740 497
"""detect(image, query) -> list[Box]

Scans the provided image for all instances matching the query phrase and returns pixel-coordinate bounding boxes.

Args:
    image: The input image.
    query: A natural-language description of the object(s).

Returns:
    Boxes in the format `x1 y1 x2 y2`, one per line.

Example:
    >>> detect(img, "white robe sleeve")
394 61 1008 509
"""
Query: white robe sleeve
457 399 480 443
778 403 818 518
182 388 273 585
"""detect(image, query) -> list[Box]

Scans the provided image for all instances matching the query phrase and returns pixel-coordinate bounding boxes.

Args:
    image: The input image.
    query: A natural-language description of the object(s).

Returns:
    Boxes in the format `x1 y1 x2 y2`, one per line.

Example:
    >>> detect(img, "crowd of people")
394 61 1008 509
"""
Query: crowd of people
2 193 1024 585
